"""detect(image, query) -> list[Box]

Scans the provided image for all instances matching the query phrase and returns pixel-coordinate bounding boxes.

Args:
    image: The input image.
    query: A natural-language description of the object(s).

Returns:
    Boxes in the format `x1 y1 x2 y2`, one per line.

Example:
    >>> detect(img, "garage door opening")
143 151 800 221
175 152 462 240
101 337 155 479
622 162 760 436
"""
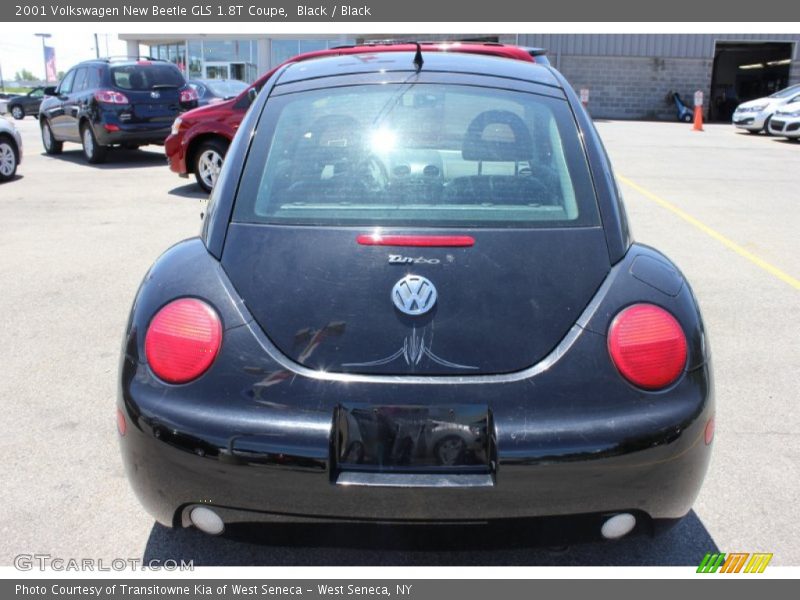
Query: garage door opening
710 42 794 121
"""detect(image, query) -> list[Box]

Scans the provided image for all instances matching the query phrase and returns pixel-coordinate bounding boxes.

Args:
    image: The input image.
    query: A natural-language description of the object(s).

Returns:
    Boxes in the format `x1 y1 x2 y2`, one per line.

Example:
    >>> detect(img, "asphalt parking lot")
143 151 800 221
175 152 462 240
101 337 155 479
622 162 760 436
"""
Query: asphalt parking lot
0 116 797 567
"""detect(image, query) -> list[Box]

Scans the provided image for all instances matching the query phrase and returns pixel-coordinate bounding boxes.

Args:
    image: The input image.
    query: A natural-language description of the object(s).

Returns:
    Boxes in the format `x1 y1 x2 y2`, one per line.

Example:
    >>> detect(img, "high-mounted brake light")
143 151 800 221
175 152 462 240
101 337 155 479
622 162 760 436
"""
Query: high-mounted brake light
94 89 129 104
144 298 222 384
608 304 687 390
180 87 199 103
356 234 475 247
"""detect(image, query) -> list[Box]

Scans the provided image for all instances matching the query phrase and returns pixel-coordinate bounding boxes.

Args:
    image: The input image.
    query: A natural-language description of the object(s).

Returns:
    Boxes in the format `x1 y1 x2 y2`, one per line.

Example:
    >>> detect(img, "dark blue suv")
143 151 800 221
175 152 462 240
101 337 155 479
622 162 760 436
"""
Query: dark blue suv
39 57 198 163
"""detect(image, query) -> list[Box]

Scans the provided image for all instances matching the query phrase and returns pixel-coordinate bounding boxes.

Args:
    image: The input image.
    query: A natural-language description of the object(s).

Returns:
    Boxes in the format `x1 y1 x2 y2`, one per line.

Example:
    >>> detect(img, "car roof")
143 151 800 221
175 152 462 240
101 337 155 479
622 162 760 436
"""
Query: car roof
190 78 246 84
75 57 176 68
277 50 559 88
233 43 550 100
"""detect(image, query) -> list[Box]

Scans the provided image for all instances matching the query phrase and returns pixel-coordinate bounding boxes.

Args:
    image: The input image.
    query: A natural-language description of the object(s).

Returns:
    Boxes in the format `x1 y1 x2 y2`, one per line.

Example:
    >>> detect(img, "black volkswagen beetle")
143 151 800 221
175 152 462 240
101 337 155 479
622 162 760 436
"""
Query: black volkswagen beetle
119 45 713 541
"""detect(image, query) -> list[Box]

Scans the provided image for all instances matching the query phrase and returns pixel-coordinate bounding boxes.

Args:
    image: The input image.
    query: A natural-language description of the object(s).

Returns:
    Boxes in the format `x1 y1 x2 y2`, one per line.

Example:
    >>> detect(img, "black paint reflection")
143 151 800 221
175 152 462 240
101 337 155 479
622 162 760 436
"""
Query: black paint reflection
337 404 490 471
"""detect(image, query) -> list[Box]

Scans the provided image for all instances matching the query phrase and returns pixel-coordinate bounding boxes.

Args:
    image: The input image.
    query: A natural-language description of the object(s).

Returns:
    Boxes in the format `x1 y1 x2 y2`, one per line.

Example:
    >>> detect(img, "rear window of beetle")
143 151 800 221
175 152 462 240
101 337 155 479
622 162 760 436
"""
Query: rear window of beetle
234 83 600 228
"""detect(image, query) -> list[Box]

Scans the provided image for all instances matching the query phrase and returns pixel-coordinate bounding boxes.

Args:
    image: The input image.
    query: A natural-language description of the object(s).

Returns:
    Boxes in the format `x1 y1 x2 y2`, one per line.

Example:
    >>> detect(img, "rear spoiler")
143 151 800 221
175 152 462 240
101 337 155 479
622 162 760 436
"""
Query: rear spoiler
520 47 551 66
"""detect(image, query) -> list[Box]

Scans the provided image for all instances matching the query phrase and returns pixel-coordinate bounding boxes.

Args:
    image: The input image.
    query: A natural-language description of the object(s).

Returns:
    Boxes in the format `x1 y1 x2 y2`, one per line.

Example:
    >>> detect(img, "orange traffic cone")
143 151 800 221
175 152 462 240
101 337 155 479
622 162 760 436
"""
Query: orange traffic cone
692 106 704 132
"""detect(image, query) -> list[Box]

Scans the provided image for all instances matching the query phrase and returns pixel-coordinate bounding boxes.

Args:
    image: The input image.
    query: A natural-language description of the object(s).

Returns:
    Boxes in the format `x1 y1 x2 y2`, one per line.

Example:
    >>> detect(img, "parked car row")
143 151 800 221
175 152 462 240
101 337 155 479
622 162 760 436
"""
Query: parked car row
30 53 797 191
732 83 800 140
38 57 200 163
164 42 551 192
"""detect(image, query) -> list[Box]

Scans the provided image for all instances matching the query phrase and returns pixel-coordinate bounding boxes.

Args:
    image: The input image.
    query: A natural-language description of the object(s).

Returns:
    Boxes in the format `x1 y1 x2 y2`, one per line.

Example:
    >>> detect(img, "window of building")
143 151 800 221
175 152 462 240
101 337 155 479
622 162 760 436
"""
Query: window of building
188 40 202 78
270 39 354 67
149 43 188 74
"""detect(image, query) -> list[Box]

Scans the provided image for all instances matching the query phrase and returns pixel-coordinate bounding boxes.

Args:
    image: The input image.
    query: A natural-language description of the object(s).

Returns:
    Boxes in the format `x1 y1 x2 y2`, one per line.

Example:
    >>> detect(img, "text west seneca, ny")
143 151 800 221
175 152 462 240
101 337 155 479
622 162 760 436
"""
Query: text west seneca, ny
16 584 413 597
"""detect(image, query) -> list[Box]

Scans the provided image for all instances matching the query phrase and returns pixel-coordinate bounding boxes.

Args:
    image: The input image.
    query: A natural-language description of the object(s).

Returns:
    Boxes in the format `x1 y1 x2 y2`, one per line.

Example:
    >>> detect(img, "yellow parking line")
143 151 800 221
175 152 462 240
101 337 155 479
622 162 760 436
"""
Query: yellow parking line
618 175 800 292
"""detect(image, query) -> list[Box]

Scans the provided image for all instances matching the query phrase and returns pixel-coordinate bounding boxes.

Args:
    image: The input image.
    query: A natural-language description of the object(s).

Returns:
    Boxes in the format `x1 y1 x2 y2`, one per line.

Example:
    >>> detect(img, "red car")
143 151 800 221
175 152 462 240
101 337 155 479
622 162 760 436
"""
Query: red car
165 42 548 192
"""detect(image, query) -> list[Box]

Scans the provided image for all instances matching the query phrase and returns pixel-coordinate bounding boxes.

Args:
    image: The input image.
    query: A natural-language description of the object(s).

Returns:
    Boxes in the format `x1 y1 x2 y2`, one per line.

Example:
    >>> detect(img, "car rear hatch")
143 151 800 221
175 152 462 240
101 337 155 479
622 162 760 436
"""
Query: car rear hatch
110 63 185 125
223 225 609 375
220 75 610 375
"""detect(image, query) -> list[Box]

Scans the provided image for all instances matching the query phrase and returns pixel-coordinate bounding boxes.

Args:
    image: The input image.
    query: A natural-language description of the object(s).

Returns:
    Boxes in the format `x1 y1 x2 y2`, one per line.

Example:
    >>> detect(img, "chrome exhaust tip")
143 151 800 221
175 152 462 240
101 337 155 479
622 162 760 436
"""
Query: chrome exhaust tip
189 506 225 535
601 513 636 539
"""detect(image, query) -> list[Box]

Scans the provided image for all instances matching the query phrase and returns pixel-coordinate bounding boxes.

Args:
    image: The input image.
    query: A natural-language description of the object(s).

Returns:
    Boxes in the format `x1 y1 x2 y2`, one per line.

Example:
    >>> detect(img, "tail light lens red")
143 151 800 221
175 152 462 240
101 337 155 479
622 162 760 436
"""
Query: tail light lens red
116 407 127 436
144 298 222 384
94 90 129 104
607 304 687 390
180 87 199 103
704 417 715 445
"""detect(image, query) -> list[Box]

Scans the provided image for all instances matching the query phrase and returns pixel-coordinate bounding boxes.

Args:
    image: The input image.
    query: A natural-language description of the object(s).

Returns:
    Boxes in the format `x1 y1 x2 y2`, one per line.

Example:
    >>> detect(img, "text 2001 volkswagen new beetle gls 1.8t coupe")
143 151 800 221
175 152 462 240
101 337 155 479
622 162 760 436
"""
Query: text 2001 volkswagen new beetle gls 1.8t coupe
118 43 713 541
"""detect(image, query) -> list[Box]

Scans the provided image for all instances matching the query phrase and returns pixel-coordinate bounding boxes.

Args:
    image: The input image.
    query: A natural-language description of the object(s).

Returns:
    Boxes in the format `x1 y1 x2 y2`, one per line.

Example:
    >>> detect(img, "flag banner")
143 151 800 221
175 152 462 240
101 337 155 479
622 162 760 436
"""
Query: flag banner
44 45 57 82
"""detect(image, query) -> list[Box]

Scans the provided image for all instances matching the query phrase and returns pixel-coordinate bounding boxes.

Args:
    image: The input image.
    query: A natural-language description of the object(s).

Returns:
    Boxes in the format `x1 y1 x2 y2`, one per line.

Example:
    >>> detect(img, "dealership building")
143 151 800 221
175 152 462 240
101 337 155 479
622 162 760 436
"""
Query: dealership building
119 33 800 121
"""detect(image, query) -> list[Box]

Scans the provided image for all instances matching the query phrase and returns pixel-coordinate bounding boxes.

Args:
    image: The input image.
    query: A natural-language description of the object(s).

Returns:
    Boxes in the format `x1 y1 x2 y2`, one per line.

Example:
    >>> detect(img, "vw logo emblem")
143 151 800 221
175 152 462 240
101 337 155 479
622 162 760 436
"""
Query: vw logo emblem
391 275 437 316
150 91 160 99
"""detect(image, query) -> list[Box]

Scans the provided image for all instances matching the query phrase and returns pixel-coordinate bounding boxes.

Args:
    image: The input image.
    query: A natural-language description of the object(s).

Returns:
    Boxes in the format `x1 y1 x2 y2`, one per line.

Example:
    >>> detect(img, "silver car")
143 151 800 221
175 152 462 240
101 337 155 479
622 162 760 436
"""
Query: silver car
768 100 800 140
732 84 800 134
0 116 22 182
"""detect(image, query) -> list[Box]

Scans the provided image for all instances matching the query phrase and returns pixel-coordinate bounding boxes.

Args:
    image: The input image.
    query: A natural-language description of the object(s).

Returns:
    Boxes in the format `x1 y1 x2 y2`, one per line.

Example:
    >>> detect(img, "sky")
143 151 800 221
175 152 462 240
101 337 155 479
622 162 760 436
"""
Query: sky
0 31 129 84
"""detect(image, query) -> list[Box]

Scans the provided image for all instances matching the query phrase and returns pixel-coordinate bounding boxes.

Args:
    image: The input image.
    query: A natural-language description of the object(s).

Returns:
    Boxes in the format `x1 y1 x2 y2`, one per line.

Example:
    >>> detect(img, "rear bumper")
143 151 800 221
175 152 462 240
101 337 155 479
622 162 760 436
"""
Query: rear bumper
119 326 713 528
94 123 172 147
120 401 712 528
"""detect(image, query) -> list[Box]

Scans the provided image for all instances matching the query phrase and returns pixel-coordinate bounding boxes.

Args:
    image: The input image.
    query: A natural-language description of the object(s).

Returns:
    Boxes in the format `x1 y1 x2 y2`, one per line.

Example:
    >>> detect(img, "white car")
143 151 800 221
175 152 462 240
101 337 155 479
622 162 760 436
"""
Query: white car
768 101 800 140
732 84 800 134
0 116 22 182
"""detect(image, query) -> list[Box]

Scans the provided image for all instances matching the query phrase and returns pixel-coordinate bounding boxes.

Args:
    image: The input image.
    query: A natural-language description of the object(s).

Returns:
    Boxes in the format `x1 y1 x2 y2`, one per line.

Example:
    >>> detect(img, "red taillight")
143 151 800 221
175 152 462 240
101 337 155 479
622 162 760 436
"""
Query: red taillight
116 407 127 436
144 298 222 384
94 89 129 104
704 417 715 445
356 234 475 247
104 124 120 132
180 87 199 103
607 304 687 390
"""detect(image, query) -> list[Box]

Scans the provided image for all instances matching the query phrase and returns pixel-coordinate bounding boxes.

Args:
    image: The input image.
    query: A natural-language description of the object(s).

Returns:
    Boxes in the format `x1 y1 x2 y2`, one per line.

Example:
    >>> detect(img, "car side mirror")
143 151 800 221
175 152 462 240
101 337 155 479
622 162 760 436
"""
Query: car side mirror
43 86 57 96
247 88 258 105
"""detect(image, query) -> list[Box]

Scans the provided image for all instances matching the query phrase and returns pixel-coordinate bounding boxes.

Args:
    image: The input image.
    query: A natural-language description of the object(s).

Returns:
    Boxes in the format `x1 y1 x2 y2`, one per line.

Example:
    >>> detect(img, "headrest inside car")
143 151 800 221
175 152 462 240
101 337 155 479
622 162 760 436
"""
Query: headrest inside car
462 110 533 162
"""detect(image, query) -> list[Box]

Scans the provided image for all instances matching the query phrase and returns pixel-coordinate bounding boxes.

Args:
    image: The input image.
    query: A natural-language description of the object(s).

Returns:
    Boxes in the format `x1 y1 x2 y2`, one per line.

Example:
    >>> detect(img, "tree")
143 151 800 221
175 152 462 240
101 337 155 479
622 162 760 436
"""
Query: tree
56 70 65 80
15 68 36 81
